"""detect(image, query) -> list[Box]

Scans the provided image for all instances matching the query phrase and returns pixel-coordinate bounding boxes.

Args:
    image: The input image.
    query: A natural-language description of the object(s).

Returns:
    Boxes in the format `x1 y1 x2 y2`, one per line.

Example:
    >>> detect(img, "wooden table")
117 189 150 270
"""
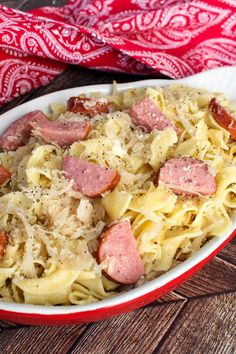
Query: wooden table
0 1 236 353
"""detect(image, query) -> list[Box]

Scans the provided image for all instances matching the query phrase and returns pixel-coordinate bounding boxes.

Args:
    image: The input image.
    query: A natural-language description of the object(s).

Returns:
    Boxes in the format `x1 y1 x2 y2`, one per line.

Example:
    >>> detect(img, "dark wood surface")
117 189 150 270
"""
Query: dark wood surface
0 1 235 353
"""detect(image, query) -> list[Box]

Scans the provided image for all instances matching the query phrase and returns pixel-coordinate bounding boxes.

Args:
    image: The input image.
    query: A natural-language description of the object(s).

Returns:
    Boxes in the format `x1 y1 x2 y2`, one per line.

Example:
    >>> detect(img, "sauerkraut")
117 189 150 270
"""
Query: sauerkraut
0 84 235 305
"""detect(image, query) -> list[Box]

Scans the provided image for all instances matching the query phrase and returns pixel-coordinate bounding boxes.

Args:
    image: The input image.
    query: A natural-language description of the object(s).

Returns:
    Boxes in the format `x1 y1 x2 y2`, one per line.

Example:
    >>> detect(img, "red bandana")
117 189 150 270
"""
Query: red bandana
0 0 235 106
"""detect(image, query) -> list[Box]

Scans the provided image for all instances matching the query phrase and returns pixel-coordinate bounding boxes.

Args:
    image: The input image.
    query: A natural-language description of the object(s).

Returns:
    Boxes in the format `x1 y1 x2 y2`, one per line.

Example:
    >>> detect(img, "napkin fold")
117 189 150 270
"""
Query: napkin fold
0 0 235 106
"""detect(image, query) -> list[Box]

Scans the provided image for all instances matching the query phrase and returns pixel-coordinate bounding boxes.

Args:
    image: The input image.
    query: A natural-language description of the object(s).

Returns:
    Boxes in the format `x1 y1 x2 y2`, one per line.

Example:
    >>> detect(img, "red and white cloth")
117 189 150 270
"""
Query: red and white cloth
0 0 235 106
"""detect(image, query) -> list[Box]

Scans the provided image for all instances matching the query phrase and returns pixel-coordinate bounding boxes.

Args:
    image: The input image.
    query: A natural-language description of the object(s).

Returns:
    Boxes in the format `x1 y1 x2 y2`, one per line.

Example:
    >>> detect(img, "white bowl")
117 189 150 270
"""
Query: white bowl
0 66 235 325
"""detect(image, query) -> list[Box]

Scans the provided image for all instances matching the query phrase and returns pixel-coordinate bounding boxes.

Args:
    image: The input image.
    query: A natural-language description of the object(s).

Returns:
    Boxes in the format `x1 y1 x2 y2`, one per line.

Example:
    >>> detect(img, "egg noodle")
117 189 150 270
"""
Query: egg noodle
0 84 235 305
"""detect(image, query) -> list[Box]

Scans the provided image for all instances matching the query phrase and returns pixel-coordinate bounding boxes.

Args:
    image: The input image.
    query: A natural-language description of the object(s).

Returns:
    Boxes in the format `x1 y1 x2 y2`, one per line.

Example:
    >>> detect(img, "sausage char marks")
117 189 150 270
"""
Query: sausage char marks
0 164 11 186
0 231 9 259
67 97 114 117
209 98 236 140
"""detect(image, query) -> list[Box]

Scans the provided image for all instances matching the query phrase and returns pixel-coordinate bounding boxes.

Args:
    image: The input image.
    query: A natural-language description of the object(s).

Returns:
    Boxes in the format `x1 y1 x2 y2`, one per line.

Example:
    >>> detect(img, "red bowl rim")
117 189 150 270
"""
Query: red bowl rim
0 226 235 316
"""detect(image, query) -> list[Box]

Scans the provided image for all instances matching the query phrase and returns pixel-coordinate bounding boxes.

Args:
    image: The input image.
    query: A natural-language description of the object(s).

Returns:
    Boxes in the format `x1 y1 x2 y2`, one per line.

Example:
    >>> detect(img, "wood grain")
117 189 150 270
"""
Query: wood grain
0 320 28 329
155 291 187 304
175 257 236 298
68 301 186 354
0 0 29 8
0 323 88 354
218 237 236 266
154 292 236 354
0 0 67 10
24 0 67 10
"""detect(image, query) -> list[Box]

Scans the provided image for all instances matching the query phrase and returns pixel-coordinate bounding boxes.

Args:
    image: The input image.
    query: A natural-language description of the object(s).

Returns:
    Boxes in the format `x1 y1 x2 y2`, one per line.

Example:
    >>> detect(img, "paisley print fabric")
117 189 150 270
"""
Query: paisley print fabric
0 0 235 106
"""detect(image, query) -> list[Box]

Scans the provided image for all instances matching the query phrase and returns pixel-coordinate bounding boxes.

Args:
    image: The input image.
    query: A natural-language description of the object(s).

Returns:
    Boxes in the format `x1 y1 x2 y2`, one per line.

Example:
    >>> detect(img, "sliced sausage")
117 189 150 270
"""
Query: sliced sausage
62 156 120 198
67 97 114 116
155 157 216 196
130 97 178 133
32 120 91 147
209 98 236 140
97 221 144 284
0 110 47 151
0 231 9 259
0 164 11 186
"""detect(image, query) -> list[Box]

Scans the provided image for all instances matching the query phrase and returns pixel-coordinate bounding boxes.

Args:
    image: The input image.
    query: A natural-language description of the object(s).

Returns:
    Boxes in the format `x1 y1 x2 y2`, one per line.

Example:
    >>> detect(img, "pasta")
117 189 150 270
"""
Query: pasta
0 83 235 306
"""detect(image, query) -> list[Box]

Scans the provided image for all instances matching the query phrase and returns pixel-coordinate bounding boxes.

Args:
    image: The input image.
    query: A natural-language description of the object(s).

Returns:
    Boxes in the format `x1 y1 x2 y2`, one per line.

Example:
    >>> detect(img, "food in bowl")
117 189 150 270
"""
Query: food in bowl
0 84 235 306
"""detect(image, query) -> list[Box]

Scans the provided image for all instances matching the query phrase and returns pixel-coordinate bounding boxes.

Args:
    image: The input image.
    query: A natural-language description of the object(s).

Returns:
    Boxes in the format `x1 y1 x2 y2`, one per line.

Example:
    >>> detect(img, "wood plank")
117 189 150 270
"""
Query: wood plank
68 301 186 354
0 320 27 329
175 257 236 298
154 292 236 354
1 0 67 10
0 323 88 354
0 0 28 8
218 238 236 266
21 65 164 102
155 291 187 304
19 0 67 11
0 93 35 115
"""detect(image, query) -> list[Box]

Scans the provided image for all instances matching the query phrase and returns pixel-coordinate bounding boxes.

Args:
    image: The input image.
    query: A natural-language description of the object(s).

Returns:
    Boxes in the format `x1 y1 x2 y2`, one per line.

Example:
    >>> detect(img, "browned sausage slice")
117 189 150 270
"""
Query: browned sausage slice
0 110 47 151
32 120 91 147
62 156 120 198
154 157 216 196
130 97 178 133
97 221 144 284
0 164 11 186
209 98 236 140
67 97 114 116
0 231 9 259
